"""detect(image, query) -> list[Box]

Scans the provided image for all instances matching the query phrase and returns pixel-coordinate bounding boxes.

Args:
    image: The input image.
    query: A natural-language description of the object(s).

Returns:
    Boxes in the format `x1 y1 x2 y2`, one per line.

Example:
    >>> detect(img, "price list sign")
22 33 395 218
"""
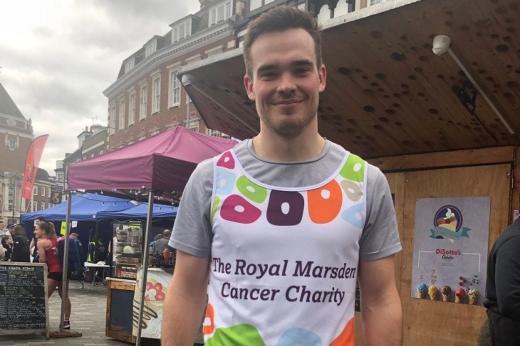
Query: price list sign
0 263 49 337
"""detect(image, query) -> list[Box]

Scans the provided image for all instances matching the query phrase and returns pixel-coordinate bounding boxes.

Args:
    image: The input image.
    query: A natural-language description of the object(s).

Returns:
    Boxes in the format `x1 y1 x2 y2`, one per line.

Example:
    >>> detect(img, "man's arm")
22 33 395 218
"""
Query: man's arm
162 250 209 346
358 255 402 346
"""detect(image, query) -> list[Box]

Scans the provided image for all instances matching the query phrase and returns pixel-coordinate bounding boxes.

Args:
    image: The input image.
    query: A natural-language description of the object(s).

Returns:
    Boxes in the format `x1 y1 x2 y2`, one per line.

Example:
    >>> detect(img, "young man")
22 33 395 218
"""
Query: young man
162 6 402 345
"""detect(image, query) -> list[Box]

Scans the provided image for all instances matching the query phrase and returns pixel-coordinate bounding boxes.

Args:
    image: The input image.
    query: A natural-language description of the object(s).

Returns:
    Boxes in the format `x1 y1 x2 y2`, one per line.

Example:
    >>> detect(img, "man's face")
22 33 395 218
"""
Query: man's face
244 28 326 138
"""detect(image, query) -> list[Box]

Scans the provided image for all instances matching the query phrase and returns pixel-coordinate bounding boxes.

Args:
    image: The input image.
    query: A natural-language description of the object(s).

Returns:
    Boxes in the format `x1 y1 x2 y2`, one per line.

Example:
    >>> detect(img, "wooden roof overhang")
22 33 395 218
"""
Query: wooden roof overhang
180 0 520 158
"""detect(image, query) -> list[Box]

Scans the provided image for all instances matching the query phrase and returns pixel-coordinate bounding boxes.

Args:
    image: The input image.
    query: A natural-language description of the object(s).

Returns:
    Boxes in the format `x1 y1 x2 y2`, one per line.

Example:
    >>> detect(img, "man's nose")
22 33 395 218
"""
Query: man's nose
276 73 296 95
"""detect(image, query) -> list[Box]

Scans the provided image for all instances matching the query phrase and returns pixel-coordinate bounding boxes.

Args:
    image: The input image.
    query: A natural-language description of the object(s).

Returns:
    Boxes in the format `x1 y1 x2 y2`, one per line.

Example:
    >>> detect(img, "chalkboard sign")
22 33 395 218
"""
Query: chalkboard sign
0 263 49 337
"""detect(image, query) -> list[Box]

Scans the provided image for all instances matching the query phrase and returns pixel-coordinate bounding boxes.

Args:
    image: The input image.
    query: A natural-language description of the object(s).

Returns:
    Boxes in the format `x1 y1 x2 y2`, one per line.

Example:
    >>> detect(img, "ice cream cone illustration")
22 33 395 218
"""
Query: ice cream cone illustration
455 287 466 304
428 285 439 301
416 283 428 299
468 288 479 305
441 286 451 302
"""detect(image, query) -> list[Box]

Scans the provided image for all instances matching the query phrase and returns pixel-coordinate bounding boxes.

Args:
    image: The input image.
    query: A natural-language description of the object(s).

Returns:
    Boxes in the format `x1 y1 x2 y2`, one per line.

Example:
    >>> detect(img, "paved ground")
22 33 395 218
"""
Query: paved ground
0 281 160 346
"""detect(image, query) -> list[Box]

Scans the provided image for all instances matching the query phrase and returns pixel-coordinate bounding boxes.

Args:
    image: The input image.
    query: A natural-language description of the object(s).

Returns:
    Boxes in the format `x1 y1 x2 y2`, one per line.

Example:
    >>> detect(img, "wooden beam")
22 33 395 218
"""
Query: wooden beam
368 146 515 172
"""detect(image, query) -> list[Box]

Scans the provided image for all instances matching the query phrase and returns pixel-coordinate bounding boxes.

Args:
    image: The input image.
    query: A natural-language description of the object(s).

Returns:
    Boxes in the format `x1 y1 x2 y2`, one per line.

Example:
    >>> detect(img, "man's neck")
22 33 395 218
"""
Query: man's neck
252 130 325 162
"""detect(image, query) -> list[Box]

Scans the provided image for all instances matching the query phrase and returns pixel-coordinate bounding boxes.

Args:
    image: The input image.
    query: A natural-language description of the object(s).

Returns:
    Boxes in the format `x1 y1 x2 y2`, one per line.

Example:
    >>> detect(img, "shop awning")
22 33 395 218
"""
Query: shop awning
180 0 520 159
67 127 237 192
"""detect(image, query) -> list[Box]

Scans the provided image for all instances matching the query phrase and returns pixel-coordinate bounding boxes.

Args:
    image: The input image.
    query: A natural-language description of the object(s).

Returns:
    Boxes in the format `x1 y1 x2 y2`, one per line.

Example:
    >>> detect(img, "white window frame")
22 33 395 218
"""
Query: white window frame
128 92 136 126
250 0 262 11
209 0 233 26
139 85 148 120
108 102 116 134
152 75 161 114
124 57 134 73
169 70 181 108
185 117 199 131
172 19 192 43
145 40 157 58
118 98 126 129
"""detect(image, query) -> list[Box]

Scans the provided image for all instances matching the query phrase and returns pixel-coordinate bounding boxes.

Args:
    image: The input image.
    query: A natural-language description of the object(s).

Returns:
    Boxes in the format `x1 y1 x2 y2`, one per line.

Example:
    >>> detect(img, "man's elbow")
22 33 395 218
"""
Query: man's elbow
499 296 520 320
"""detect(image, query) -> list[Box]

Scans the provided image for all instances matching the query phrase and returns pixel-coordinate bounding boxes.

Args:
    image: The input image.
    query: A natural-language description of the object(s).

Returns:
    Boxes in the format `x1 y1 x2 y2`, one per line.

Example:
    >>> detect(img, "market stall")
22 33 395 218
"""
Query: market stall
67 126 236 344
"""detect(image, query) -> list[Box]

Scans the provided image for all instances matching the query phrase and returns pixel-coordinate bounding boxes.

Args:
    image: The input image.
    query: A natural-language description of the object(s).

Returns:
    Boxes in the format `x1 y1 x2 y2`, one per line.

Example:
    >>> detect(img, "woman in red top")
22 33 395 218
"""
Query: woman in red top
36 221 71 329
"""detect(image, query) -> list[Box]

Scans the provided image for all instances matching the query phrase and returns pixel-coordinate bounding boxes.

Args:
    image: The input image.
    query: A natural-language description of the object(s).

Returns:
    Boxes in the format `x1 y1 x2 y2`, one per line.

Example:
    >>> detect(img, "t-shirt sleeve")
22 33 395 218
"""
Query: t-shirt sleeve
359 164 402 261
169 158 214 258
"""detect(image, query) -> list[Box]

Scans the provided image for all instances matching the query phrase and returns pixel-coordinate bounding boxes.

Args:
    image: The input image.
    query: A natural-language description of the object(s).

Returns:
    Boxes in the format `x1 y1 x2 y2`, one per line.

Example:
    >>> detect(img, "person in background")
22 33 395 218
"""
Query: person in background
36 221 72 330
30 217 46 262
149 229 171 258
484 217 520 345
11 224 30 262
1 235 12 261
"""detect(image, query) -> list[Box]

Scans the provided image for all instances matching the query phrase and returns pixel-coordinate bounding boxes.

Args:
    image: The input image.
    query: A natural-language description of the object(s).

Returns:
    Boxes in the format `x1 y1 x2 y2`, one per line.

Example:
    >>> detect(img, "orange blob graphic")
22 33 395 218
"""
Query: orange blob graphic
308 180 343 224
330 318 355 346
203 303 215 335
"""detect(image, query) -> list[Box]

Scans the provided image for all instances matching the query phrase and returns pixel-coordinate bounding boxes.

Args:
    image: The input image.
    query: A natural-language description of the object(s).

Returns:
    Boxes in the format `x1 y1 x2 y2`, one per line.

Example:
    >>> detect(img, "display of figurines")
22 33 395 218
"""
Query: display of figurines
416 283 428 299
468 288 479 305
428 285 439 301
455 287 467 303
441 286 452 302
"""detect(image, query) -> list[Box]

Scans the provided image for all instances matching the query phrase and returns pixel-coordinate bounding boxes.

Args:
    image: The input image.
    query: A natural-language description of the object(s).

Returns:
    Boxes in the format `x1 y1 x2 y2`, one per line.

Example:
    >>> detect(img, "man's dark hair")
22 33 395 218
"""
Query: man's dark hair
243 6 322 76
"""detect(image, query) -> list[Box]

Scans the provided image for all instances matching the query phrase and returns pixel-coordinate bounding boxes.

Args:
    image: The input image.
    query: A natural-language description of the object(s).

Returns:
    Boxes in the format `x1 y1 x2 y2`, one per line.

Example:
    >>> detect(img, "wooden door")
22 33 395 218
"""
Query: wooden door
400 164 511 346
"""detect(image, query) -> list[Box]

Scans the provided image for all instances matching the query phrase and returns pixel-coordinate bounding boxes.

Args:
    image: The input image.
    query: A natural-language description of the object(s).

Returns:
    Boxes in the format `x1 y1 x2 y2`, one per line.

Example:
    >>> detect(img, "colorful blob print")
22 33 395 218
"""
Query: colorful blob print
340 155 365 183
203 303 215 335
277 328 321 346
205 324 265 346
330 318 355 346
341 204 364 228
211 196 221 222
267 190 304 226
217 151 235 169
236 176 268 203
220 194 262 224
340 180 362 202
215 168 236 195
308 180 343 224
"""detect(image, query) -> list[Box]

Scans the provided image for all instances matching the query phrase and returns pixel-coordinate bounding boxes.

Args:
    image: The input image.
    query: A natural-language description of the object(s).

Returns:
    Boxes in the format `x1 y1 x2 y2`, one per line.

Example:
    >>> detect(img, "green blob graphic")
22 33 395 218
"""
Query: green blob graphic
206 324 265 346
211 196 221 221
340 154 366 182
236 176 267 203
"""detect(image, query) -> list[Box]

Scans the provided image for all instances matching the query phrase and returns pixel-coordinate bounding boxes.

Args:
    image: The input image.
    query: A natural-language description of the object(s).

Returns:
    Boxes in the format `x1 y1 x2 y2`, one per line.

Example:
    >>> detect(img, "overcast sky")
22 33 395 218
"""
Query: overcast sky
0 0 200 175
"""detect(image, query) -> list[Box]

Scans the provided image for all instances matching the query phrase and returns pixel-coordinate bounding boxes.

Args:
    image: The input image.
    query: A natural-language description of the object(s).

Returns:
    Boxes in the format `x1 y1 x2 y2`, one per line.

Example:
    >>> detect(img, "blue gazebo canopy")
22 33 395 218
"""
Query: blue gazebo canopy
21 193 135 222
96 203 177 220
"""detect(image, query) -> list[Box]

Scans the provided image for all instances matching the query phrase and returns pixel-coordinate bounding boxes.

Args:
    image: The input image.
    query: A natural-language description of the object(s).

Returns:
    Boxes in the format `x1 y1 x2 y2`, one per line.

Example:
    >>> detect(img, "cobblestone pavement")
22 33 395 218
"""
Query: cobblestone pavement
0 280 160 346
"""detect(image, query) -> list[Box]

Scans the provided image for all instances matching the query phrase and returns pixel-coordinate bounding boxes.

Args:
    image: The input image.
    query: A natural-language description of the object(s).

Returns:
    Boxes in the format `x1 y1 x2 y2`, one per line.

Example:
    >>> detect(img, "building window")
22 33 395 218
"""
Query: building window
33 186 37 195
169 70 181 107
5 134 18 151
109 103 116 134
152 75 161 114
209 0 233 26
119 99 126 129
140 85 148 120
40 186 45 196
172 20 191 43
128 92 136 126
370 0 383 4
145 40 157 58
185 117 199 131
124 58 134 73
250 0 262 10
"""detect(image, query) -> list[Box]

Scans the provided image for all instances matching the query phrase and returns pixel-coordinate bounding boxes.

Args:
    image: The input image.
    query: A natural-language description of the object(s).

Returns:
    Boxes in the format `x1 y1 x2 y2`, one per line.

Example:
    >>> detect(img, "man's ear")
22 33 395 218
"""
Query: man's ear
318 64 327 93
243 73 255 101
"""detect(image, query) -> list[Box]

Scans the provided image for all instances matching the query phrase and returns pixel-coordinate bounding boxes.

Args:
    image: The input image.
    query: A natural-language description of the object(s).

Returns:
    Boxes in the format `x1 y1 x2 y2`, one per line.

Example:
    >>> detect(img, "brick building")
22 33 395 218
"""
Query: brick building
104 0 246 150
0 82 34 224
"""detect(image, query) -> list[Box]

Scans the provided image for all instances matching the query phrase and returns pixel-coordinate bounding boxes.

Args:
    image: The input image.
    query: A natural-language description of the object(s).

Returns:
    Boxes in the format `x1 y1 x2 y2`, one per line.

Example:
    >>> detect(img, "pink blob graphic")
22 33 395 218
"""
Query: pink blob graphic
220 194 261 224
216 151 235 169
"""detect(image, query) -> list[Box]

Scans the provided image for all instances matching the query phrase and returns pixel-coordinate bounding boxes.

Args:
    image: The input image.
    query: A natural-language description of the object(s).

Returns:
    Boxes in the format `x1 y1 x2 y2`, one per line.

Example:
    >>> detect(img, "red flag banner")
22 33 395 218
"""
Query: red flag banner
21 134 49 200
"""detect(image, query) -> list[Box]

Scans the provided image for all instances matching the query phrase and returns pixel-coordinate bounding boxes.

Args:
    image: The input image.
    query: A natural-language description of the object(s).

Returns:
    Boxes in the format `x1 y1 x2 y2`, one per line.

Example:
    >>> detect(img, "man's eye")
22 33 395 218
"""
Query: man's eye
294 68 310 75
260 72 277 79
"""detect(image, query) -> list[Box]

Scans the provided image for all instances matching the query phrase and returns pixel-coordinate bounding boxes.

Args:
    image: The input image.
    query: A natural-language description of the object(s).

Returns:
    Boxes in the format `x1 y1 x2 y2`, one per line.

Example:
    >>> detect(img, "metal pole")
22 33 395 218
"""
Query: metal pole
447 48 515 135
60 191 72 331
135 191 154 345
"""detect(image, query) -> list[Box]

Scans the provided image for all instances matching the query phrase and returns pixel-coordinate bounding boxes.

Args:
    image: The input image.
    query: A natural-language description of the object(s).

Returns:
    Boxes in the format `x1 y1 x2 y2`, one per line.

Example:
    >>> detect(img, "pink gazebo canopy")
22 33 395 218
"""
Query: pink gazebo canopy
67 127 237 191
